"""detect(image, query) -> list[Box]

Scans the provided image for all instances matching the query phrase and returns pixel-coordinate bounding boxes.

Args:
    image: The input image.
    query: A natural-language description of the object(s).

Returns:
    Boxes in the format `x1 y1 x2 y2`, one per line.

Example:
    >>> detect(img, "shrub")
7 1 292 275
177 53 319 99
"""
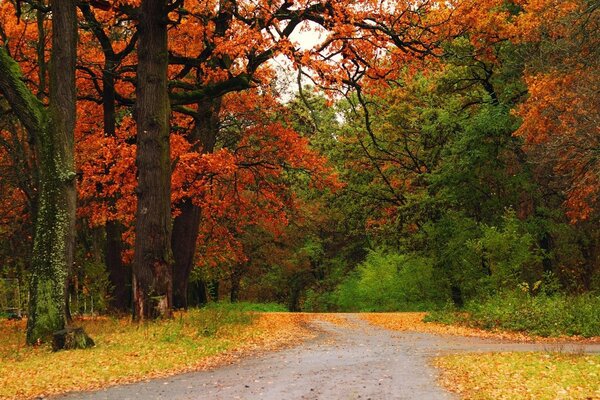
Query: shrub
331 248 448 311
428 290 600 337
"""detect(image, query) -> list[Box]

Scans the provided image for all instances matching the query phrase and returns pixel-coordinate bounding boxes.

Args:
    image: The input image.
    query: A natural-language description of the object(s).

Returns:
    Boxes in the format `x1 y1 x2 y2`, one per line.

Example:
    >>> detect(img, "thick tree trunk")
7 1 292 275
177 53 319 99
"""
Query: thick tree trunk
188 279 208 306
132 0 173 320
0 0 78 344
32 0 78 343
171 98 221 309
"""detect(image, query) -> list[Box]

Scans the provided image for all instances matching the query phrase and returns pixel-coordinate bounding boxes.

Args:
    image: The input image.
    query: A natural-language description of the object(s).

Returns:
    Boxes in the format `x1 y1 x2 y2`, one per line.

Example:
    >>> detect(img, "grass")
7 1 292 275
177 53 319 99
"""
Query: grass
426 291 600 337
435 352 600 400
0 304 311 400
203 301 288 312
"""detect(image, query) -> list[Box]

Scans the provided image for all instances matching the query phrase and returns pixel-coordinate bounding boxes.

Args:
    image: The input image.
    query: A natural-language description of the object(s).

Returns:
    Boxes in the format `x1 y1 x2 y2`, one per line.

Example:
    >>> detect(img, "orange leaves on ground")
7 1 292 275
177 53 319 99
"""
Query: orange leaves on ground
360 313 600 343
435 352 600 400
0 312 315 400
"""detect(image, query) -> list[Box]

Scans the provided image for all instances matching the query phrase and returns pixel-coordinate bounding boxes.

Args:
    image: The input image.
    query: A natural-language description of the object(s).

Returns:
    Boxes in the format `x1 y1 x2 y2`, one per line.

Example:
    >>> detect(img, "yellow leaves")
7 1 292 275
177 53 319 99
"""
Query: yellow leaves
435 353 600 400
0 312 315 400
360 312 599 343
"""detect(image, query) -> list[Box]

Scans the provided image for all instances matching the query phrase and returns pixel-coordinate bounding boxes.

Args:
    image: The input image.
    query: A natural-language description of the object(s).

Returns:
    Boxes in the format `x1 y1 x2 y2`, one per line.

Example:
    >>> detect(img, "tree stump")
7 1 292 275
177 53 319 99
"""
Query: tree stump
52 327 95 351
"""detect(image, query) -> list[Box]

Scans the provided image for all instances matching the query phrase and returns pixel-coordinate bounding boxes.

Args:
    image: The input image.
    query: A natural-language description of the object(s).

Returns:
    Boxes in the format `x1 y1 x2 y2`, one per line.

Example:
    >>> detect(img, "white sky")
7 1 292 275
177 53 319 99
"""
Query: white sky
272 22 329 102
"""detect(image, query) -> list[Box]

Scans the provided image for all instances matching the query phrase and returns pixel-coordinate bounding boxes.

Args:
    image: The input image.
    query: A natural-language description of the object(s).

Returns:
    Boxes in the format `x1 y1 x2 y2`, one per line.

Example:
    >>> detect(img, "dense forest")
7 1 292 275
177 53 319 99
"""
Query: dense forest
0 0 598 346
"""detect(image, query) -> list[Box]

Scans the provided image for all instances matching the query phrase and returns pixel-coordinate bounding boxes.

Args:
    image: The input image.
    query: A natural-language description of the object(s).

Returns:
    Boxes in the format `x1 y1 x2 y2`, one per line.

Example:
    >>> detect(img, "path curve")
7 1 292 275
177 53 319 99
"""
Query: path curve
56 314 600 400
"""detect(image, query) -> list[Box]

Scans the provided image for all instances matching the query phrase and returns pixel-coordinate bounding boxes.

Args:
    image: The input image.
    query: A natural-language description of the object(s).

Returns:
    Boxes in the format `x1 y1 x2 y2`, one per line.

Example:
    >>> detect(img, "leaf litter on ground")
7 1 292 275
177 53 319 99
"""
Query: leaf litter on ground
0 311 316 400
360 312 600 343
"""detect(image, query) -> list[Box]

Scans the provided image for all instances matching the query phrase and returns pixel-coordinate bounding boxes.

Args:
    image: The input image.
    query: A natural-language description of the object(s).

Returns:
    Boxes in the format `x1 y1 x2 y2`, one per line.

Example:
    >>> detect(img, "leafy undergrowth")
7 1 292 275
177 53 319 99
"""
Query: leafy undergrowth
435 352 600 400
0 308 314 400
427 292 600 338
360 313 600 343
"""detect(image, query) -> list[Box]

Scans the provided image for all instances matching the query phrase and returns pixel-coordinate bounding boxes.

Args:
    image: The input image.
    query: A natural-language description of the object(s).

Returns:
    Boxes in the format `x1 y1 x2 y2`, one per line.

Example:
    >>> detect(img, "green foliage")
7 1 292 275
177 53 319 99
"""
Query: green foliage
68 256 112 316
424 211 482 299
186 301 285 338
428 291 600 337
0 278 23 318
470 210 543 292
331 248 447 311
424 209 546 302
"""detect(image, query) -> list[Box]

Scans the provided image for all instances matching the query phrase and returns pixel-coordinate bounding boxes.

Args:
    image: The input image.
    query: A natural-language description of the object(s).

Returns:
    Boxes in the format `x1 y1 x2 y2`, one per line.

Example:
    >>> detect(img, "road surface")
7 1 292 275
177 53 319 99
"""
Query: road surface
57 314 600 400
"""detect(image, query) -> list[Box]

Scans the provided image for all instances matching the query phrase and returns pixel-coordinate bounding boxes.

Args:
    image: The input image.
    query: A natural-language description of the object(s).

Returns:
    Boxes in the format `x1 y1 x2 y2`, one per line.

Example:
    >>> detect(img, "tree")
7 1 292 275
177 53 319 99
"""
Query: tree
131 0 173 320
512 0 600 222
77 2 137 312
0 0 78 343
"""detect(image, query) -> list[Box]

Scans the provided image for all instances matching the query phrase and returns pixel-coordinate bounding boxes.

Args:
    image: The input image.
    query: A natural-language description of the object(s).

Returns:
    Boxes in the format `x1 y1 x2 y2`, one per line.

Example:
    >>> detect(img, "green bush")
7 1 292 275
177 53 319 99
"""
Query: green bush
331 248 448 311
302 289 337 312
428 290 600 337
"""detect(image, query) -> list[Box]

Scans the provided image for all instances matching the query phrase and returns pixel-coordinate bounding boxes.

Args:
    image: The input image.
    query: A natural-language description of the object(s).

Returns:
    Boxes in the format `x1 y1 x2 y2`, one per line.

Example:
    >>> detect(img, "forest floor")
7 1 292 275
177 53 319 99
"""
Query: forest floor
45 313 600 400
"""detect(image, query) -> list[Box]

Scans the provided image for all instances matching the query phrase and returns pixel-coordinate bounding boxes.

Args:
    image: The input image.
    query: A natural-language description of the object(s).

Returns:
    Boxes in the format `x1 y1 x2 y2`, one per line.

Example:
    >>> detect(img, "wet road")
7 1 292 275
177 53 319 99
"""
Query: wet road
57 314 600 400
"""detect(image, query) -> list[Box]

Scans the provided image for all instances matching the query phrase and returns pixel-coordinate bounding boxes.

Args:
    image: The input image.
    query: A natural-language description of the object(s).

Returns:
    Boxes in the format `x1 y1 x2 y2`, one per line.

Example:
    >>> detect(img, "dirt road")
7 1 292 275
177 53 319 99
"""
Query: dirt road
57 314 600 400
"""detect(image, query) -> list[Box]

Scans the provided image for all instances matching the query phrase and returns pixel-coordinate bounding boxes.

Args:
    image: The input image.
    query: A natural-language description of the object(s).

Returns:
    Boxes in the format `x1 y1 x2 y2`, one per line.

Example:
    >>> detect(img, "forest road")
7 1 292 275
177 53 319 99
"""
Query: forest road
57 314 600 400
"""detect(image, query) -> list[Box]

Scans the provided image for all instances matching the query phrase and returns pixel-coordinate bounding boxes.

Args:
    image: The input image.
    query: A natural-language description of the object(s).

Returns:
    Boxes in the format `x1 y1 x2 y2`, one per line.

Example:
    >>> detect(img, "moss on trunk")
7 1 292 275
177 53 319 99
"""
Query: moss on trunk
0 0 78 344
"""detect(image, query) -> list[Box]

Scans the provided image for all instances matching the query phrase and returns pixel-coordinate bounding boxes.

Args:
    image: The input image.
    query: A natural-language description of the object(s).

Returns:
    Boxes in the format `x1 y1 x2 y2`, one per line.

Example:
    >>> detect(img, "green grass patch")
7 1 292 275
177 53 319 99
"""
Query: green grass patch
427 291 600 337
203 301 288 313
436 352 600 399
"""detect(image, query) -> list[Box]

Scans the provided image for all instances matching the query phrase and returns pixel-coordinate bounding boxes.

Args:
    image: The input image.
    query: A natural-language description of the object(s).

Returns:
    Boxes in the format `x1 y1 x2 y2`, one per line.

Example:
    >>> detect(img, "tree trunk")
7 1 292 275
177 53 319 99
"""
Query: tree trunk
188 279 208 307
172 200 201 309
78 0 136 313
132 0 173 320
0 0 77 344
106 221 130 310
230 266 243 303
208 280 219 301
171 98 221 309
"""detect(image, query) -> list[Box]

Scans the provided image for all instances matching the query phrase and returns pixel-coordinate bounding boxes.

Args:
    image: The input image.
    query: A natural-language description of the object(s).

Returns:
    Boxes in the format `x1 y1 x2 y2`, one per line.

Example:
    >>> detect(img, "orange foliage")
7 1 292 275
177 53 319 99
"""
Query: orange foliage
511 0 599 221
76 88 338 266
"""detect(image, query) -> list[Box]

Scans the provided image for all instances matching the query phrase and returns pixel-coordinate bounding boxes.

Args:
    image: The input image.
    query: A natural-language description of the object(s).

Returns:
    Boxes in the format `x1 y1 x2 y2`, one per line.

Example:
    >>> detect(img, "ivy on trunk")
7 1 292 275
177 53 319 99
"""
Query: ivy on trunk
0 0 78 344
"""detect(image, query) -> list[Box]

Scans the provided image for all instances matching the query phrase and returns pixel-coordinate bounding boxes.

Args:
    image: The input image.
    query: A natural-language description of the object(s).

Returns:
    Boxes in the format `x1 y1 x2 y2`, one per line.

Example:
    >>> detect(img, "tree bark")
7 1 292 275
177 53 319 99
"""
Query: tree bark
106 221 130 310
230 265 243 303
0 0 78 344
171 199 201 309
171 97 221 309
132 0 173 320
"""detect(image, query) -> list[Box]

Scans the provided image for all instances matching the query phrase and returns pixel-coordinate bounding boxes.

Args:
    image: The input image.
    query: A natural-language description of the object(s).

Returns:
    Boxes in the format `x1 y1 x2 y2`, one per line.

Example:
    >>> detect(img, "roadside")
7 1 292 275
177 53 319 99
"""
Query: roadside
56 314 600 400
0 310 315 400
2 312 599 400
